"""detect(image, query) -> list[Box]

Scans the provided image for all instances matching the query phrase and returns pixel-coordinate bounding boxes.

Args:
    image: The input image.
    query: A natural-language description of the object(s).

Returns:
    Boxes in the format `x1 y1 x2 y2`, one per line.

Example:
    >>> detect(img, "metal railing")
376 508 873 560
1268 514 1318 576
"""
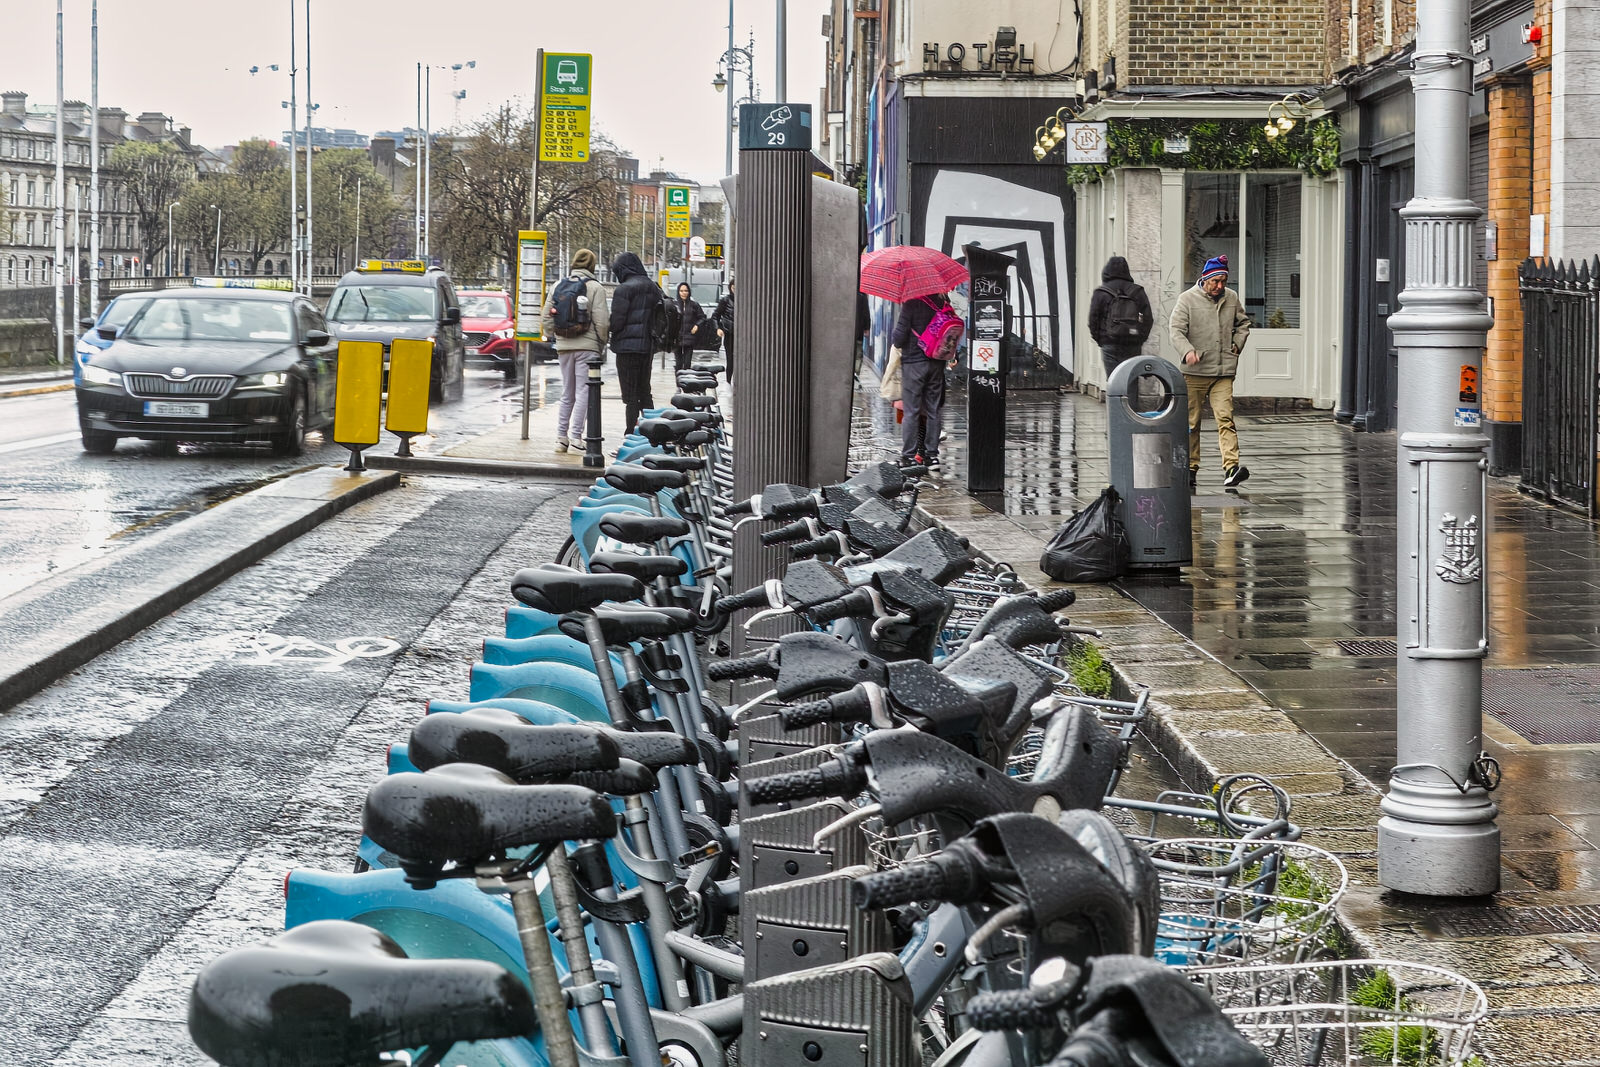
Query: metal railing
1519 257 1600 516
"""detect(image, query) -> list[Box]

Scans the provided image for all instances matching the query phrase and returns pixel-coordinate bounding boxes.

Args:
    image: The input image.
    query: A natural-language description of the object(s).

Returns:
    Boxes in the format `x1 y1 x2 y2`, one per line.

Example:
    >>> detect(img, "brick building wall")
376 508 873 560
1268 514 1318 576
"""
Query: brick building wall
1326 0 1419 74
1484 80 1533 426
1126 0 1327 85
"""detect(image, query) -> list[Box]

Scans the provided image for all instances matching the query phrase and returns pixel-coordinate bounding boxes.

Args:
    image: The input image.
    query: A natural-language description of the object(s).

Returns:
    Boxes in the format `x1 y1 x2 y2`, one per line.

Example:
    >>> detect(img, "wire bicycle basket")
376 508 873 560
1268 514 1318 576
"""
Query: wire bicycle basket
1144 838 1348 968
1191 958 1487 1066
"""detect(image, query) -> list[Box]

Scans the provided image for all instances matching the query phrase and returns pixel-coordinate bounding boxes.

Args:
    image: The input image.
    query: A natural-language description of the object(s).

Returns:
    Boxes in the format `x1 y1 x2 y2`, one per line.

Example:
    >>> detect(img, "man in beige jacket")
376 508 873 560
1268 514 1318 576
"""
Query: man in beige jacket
1170 254 1252 491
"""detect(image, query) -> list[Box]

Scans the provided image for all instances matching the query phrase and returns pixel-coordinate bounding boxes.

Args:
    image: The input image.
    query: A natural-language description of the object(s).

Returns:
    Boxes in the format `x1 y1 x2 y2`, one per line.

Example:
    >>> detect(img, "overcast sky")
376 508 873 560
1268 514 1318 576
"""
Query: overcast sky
3 0 829 185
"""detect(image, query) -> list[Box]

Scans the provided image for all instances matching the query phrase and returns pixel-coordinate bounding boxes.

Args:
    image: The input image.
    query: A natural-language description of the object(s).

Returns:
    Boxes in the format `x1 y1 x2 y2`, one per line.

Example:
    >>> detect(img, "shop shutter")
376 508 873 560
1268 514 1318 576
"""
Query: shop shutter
1469 126 1490 295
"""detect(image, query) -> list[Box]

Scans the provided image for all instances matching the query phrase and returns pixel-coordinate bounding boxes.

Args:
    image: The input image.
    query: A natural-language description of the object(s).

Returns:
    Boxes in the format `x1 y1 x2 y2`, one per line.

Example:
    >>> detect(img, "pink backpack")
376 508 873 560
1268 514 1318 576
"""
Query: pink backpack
916 297 964 360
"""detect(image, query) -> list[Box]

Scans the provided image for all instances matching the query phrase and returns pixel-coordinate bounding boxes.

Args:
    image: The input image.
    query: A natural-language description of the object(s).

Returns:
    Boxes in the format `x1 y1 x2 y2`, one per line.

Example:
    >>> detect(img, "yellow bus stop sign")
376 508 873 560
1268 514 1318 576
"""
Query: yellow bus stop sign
386 338 433 436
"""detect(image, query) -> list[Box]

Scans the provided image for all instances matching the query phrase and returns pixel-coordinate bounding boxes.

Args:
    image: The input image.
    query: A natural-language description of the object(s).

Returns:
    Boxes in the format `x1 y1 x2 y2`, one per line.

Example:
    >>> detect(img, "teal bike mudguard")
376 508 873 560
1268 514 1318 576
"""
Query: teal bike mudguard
425 696 577 723
466 660 609 722
576 491 655 510
505 605 563 640
568 501 650 565
479 634 627 683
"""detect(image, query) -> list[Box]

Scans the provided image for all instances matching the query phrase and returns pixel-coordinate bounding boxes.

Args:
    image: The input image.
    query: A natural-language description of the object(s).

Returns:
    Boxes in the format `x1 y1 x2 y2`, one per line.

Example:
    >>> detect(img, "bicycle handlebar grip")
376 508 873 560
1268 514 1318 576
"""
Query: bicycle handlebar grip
715 585 771 615
705 650 776 681
1035 588 1078 613
806 589 875 624
761 520 813 546
788 535 835 559
726 498 754 517
780 686 873 730
853 860 948 910
743 761 852 804
966 989 1061 1033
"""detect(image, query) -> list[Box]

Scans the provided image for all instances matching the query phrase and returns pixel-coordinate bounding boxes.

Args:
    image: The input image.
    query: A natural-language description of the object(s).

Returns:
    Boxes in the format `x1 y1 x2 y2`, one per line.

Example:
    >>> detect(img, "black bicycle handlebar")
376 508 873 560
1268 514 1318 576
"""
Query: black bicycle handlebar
715 585 771 615
1034 588 1078 613
742 758 864 804
779 685 874 730
852 859 949 910
760 519 813 546
966 988 1067 1032
705 650 777 681
805 589 876 625
789 535 837 559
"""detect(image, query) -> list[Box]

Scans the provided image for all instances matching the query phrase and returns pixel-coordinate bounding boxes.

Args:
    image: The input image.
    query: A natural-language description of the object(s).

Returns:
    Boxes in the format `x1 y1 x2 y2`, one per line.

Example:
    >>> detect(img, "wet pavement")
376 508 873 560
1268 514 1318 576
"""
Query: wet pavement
857 373 1600 1064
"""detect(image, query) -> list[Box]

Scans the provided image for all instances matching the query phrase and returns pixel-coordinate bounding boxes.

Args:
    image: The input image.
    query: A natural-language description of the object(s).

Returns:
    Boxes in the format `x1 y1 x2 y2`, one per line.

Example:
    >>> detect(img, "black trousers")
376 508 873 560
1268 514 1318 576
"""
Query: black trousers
675 344 694 372
616 352 653 431
724 339 734 383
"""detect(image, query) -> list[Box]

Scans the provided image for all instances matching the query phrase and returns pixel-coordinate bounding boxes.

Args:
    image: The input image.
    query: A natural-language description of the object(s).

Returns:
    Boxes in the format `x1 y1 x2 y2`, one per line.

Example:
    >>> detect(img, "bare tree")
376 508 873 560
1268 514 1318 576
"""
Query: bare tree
434 105 629 280
107 141 195 274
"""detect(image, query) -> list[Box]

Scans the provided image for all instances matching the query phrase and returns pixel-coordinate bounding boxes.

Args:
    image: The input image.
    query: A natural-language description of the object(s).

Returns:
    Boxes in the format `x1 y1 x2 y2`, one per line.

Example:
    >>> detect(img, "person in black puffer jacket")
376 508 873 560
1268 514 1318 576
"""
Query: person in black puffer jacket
608 251 664 431
673 282 706 373
712 280 735 383
1088 255 1154 380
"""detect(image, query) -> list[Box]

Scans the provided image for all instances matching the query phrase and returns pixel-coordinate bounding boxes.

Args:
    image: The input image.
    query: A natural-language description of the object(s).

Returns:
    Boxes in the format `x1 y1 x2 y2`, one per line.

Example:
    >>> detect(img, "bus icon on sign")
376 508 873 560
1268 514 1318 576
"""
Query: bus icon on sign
556 59 578 85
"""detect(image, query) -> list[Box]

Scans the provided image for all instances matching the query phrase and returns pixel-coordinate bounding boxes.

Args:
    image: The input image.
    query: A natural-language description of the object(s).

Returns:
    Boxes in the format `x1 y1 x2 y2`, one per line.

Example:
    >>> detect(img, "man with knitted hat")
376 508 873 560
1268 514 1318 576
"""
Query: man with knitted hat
1170 254 1252 491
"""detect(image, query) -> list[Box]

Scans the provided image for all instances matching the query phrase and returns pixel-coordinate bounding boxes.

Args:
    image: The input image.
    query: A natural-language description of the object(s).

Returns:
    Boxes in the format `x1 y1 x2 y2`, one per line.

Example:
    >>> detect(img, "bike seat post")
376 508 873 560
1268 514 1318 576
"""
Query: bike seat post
475 860 582 1067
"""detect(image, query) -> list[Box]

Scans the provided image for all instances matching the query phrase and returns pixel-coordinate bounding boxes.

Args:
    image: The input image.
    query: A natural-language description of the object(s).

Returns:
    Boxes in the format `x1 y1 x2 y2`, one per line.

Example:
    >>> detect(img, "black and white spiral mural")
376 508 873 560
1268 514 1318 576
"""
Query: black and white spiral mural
912 164 1073 375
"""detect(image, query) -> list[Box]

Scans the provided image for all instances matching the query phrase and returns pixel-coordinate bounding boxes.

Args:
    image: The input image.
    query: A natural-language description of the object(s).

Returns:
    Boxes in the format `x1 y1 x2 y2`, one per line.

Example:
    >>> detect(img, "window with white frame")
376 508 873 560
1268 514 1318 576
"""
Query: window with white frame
1182 171 1302 329
25 179 35 207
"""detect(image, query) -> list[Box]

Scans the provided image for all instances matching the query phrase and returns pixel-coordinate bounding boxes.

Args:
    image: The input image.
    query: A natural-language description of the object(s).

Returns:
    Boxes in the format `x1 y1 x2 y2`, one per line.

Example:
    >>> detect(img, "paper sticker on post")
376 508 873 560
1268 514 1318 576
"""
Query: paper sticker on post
1455 407 1482 427
1458 365 1479 404
973 341 999 374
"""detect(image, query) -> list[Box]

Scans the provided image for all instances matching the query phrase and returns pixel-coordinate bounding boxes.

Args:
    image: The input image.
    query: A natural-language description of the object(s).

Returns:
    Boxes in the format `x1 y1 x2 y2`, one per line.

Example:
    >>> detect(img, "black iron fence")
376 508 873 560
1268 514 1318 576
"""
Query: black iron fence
1519 257 1600 516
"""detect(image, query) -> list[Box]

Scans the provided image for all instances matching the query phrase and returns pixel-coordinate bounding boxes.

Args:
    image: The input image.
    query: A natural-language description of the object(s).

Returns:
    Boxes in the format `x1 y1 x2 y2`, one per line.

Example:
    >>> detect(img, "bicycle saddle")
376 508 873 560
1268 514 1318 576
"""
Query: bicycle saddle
565 757 658 797
661 407 721 428
671 393 717 411
696 363 727 375
635 417 698 445
589 551 689 583
558 602 698 645
641 453 707 472
511 563 643 614
604 463 692 494
408 709 621 780
364 765 614 868
188 921 534 1067
599 512 691 544
679 429 714 448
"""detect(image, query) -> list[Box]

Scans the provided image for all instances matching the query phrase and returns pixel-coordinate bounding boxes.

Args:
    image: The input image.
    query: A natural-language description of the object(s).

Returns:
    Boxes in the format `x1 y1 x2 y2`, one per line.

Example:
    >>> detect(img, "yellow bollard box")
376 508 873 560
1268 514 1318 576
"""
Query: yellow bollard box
386 338 433 435
334 340 383 446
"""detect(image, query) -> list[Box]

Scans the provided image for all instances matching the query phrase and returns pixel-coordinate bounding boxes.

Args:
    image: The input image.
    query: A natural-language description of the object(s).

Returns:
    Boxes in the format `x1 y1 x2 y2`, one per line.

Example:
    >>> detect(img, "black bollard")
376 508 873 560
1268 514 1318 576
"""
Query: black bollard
964 244 1014 493
583 355 605 467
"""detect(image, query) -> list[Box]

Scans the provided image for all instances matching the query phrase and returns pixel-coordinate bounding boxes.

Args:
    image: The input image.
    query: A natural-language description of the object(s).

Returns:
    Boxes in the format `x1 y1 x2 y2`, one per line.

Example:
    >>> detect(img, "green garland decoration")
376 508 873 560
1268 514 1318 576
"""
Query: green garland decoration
1065 116 1340 185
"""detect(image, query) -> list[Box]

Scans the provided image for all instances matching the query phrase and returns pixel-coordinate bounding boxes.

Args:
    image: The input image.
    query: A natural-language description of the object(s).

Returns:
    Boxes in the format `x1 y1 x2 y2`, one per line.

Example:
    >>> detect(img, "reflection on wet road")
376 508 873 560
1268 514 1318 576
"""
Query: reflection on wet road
0 364 575 600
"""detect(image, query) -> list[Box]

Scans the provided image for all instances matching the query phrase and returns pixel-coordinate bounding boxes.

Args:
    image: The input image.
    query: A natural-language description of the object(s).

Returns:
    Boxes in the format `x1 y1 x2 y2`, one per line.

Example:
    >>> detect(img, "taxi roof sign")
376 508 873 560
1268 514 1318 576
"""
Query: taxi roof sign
192 277 294 290
360 259 428 274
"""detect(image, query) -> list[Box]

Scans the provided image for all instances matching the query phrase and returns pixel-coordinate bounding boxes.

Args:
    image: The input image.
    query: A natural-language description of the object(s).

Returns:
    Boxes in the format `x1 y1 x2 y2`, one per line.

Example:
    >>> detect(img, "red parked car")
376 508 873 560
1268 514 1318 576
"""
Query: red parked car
458 289 523 378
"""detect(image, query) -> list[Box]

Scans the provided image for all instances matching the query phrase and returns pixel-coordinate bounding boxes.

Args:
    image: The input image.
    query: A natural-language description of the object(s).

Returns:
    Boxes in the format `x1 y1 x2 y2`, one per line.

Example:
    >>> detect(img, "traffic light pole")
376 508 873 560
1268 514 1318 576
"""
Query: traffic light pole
1378 0 1501 896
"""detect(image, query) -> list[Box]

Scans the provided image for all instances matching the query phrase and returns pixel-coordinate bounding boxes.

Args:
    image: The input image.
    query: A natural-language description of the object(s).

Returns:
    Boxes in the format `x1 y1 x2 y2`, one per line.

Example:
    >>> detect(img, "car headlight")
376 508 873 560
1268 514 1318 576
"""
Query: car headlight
492 327 516 340
239 371 291 388
81 363 121 386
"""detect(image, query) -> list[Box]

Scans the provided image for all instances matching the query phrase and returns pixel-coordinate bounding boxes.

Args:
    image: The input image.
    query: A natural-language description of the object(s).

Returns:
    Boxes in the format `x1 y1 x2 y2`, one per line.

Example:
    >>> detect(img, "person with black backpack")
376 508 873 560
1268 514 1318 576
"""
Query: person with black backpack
1088 255 1155 380
541 248 610 453
607 251 665 432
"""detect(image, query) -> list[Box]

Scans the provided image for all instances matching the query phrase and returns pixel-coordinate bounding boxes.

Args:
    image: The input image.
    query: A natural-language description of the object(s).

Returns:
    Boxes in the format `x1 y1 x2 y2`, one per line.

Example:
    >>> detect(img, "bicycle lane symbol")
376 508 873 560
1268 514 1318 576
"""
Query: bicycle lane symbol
223 632 402 673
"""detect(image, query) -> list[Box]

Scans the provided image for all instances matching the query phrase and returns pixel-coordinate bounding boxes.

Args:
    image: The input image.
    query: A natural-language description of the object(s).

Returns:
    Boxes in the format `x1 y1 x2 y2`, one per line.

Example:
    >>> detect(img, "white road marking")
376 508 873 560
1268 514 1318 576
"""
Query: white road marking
0 431 80 455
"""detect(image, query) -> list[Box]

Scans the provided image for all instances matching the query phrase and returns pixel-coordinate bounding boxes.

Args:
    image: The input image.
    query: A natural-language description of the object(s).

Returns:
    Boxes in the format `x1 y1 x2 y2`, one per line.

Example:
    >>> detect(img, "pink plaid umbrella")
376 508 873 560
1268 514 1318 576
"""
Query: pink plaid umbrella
859 246 968 302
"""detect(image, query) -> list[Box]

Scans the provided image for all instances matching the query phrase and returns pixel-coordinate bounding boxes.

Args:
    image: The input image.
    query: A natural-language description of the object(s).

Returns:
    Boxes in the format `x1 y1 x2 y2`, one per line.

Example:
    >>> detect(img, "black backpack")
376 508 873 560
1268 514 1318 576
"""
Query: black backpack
651 295 679 350
549 275 593 338
1098 284 1151 344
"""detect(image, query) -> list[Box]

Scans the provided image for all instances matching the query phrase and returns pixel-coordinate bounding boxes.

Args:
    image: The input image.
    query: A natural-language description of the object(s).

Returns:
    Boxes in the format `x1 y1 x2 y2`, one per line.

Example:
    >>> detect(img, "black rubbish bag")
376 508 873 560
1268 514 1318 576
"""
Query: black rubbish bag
1039 486 1129 583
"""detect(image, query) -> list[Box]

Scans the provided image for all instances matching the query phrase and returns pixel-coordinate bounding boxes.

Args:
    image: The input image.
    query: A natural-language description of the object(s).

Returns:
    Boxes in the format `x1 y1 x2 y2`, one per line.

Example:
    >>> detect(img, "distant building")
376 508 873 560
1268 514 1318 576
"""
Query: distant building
285 126 369 150
0 91 202 287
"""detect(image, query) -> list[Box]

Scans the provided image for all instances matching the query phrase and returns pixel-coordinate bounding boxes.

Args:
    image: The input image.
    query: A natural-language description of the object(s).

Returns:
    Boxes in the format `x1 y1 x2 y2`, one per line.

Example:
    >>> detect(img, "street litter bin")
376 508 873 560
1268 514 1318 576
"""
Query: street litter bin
1106 357 1191 571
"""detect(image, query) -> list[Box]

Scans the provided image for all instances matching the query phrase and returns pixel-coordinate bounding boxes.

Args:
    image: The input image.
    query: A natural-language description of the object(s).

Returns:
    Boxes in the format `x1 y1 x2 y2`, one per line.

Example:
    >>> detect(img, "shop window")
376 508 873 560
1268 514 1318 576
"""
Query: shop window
1184 173 1239 286
1184 171 1303 329
1246 173 1301 329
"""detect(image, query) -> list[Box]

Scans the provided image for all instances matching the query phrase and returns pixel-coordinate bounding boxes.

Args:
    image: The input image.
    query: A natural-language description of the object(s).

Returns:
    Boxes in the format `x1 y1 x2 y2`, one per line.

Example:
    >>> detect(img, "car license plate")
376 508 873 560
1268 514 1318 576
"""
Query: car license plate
144 401 208 417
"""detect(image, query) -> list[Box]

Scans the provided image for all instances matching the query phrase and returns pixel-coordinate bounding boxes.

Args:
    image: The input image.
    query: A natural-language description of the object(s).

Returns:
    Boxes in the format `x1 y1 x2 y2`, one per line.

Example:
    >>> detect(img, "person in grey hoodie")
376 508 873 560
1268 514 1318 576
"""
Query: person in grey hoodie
540 248 610 453
1170 254 1252 491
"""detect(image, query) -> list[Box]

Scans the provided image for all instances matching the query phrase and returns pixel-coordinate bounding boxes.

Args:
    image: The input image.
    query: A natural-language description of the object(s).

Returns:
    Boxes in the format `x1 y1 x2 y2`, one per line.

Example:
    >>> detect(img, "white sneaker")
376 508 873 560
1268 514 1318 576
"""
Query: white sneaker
554 438 569 454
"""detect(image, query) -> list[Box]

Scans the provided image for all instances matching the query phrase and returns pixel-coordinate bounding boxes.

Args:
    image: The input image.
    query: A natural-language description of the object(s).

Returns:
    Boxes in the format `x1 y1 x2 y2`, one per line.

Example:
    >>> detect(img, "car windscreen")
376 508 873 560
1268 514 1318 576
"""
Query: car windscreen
460 294 511 318
102 295 152 328
327 285 437 322
124 298 293 342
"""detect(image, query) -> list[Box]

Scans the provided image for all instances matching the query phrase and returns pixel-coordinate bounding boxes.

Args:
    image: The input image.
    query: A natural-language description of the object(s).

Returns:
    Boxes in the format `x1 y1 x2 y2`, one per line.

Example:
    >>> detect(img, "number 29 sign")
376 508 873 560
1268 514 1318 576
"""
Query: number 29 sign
739 103 812 151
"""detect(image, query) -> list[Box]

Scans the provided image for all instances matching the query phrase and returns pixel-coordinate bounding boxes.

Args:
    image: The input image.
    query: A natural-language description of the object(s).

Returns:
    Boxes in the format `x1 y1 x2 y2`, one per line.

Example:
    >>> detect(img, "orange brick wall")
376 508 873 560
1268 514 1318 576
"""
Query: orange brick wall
1484 80 1533 425
1532 68 1551 241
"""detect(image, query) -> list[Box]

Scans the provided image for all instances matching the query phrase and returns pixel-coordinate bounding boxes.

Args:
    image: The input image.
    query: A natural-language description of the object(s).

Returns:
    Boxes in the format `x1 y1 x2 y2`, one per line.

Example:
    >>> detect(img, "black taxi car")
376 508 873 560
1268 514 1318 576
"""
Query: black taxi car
74 278 336 455
325 260 466 403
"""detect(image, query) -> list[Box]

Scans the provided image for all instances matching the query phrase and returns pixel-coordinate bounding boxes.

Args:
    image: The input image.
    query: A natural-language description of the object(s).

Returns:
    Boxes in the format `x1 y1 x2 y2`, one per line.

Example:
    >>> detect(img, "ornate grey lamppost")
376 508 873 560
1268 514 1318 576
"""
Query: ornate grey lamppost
1379 0 1501 895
